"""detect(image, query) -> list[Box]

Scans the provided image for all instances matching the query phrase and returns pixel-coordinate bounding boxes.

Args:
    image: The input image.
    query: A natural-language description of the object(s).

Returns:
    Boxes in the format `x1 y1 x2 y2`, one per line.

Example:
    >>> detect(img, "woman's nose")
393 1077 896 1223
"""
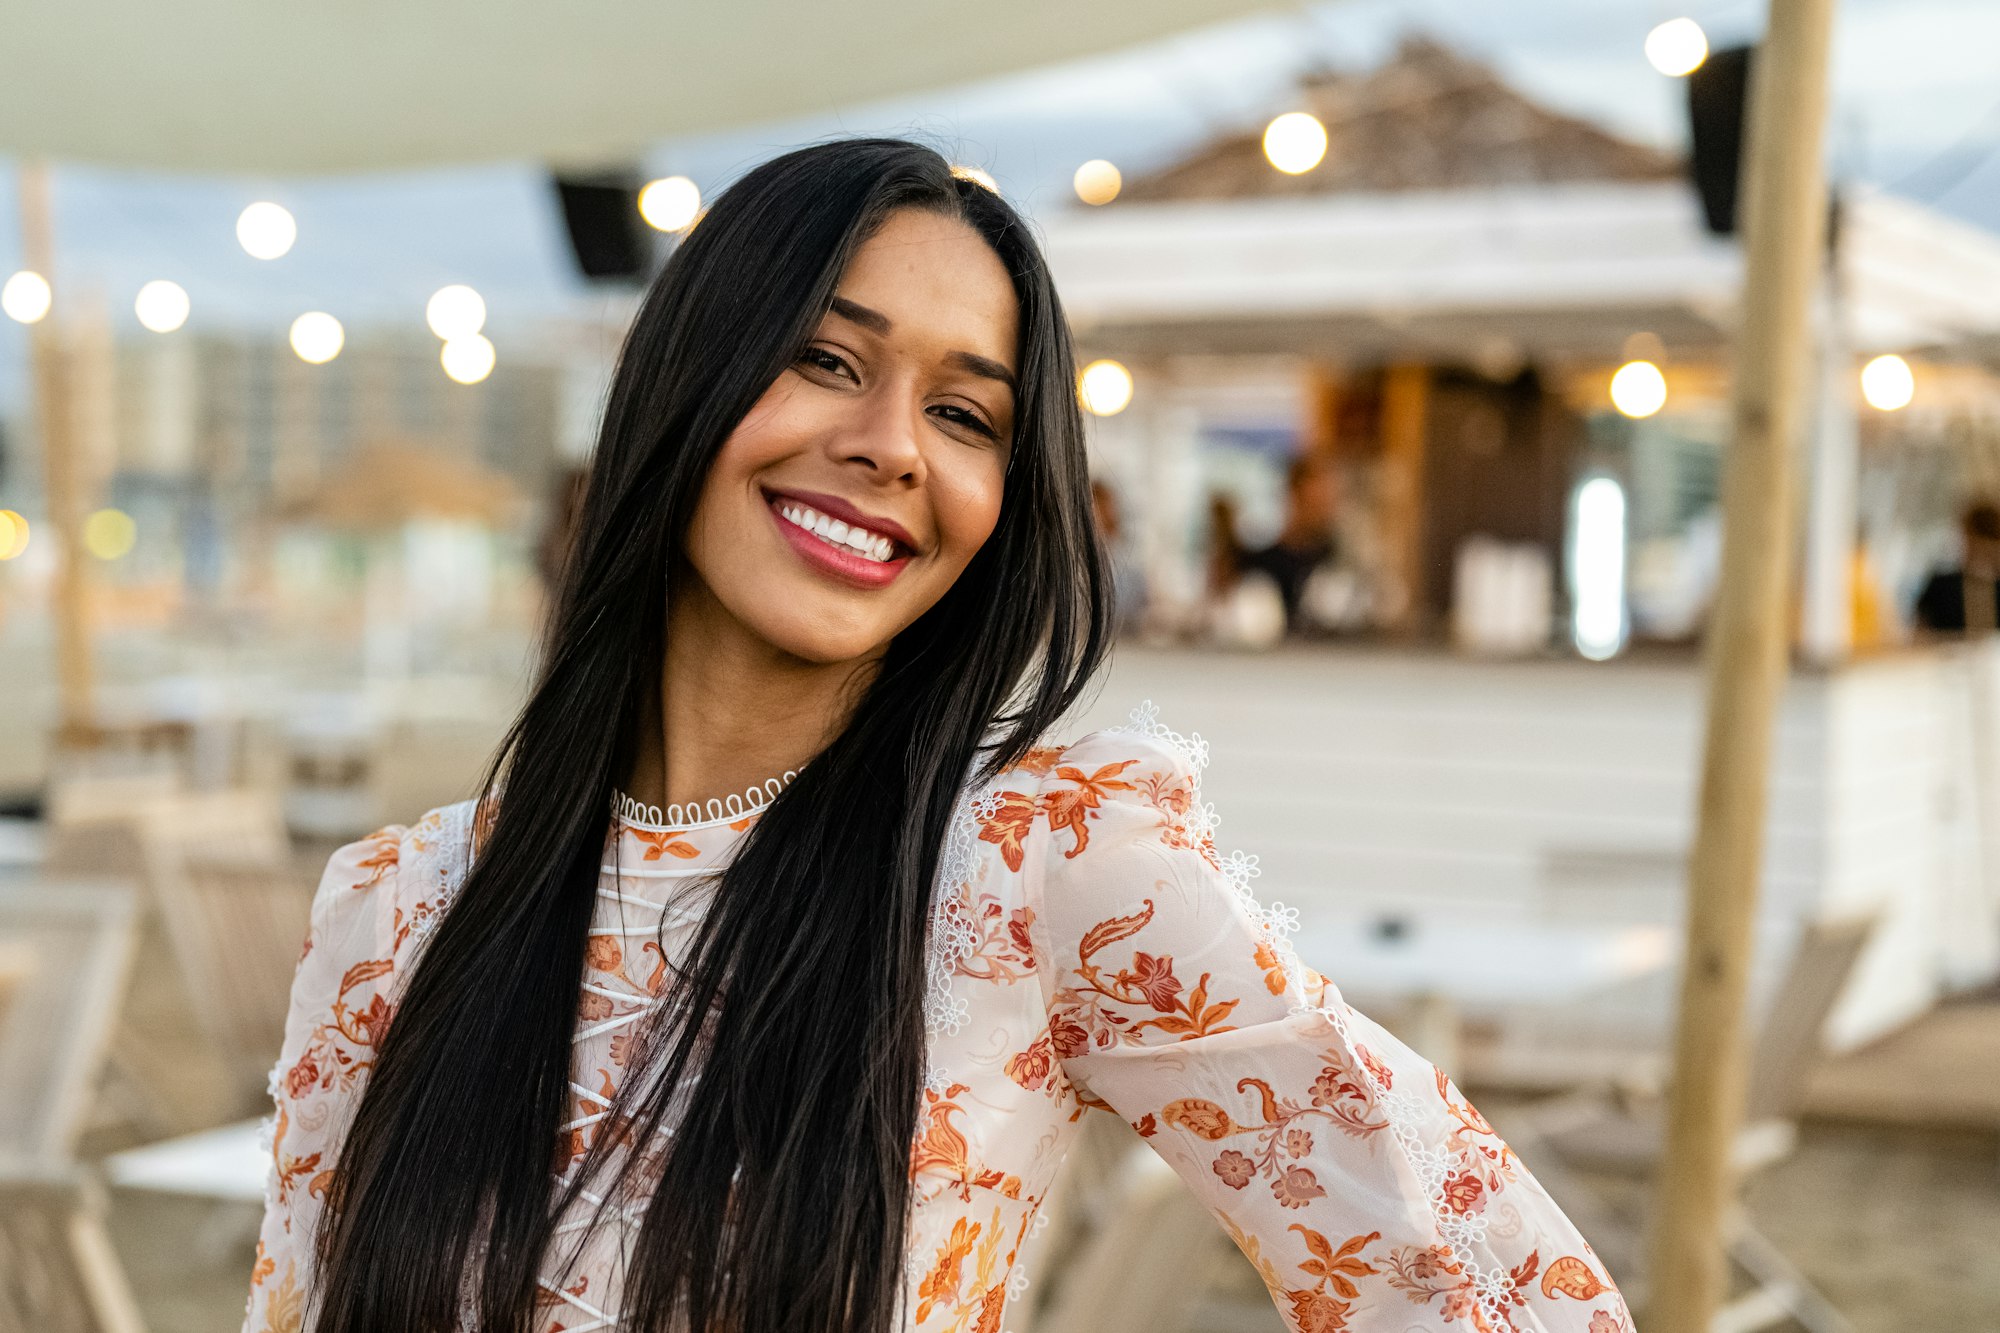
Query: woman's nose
831 384 926 483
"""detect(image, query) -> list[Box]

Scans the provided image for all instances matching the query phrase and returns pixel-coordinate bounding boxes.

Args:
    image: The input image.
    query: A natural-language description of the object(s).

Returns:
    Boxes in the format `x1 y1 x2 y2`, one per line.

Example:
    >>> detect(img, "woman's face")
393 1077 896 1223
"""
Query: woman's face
679 207 1020 666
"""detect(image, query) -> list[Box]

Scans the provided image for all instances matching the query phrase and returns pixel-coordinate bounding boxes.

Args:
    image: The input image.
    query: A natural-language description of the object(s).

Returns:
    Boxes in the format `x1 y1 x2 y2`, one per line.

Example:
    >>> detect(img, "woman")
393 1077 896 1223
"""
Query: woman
248 140 1631 1333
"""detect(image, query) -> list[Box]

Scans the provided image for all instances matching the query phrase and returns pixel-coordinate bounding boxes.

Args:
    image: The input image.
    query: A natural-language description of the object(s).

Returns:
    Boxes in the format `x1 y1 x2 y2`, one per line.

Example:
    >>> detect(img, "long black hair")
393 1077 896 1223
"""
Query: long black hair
311 139 1112 1332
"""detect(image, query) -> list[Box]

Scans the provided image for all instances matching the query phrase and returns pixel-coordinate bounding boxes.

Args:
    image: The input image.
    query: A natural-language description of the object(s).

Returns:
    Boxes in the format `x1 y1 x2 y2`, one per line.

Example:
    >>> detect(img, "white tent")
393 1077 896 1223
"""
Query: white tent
3 0 1278 173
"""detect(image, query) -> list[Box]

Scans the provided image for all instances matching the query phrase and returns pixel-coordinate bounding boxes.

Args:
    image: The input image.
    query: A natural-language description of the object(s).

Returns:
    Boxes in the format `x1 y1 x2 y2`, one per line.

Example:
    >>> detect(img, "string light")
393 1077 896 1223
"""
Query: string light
289 312 344 364
83 508 137 560
135 280 190 333
237 202 297 260
1073 160 1123 206
638 177 702 232
2 271 52 324
1860 354 1914 411
0 510 29 561
1078 359 1134 416
1645 18 1709 77
1610 360 1669 418
426 285 486 340
1263 113 1328 174
441 334 496 385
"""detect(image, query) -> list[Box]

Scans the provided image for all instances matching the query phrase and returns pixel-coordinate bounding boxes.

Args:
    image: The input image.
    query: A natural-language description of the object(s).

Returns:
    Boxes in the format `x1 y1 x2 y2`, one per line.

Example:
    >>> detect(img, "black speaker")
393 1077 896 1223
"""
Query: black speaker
1687 44 1754 235
551 170 648 280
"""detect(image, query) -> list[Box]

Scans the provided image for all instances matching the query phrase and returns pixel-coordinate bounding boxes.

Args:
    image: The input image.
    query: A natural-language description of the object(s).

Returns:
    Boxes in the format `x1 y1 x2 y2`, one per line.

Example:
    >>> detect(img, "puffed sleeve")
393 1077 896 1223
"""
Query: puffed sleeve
243 825 405 1333
1020 716 1634 1333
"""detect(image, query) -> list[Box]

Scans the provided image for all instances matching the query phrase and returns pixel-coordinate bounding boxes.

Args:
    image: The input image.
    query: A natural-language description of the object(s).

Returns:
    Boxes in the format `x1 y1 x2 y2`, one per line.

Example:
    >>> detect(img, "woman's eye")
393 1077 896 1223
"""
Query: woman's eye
796 346 855 380
930 403 998 440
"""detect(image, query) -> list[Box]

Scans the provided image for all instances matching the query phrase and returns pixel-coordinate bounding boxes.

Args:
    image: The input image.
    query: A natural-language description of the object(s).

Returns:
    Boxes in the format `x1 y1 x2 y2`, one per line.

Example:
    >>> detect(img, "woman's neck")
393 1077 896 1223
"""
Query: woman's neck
622 580 877 814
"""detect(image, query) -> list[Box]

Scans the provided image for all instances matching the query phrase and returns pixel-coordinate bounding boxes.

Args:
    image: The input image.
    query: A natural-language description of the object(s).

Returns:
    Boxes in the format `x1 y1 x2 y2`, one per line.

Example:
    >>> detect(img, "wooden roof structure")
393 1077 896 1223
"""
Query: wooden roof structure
1117 36 1682 204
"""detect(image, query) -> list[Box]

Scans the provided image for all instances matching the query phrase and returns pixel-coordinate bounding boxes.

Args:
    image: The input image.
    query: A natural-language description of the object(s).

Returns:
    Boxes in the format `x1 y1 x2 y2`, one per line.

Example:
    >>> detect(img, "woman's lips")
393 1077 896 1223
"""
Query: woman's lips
768 498 914 589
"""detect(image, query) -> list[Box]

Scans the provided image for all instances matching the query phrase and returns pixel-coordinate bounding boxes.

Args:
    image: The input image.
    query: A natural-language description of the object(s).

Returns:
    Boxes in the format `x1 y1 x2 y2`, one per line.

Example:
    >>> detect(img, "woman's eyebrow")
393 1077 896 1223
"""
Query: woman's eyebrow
831 296 1017 393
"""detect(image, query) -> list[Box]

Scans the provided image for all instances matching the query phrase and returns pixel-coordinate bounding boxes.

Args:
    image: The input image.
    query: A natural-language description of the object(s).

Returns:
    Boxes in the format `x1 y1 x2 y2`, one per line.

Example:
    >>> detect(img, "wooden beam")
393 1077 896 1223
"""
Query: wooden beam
1647 2 1838 1328
1379 363 1430 635
19 161 97 743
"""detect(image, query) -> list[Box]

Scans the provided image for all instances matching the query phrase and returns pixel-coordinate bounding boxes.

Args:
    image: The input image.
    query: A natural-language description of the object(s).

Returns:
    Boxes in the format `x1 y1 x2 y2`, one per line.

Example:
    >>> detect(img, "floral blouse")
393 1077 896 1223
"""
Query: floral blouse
246 704 1632 1333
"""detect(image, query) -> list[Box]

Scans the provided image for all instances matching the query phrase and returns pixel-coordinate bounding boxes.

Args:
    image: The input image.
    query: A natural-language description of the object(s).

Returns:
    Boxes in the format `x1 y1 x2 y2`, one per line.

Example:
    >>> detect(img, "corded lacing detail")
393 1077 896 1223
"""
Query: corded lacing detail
1110 700 1516 1330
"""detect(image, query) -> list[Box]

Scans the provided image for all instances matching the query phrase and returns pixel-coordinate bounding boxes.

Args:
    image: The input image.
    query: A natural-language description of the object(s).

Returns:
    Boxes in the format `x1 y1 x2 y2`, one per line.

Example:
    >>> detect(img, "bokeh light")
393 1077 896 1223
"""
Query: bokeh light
289 312 345 364
638 176 702 232
1645 18 1709 77
1263 112 1329 175
1861 353 1915 411
237 202 298 259
1610 360 1669 418
83 508 137 560
135 280 191 333
425 285 487 340
3 270 52 324
441 334 497 385
1074 159 1123 206
1078 359 1134 416
0 510 29 561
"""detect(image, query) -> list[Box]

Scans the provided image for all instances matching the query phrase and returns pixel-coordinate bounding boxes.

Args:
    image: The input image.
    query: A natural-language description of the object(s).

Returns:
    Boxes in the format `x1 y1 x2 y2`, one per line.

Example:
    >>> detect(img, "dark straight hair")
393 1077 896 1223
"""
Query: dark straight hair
311 139 1112 1332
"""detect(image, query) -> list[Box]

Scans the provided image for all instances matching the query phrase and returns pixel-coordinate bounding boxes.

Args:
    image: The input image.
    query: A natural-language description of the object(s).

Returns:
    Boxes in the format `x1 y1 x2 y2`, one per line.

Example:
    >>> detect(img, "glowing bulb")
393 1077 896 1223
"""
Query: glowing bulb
3 270 52 324
237 202 297 260
134 280 190 333
1860 354 1914 411
638 176 702 232
441 334 496 385
425 285 487 340
1263 112 1329 175
1646 18 1709 77
1078 359 1134 417
1610 360 1669 418
1073 159 1123 206
0 510 28 560
290 312 345 365
83 508 136 561
952 165 1000 194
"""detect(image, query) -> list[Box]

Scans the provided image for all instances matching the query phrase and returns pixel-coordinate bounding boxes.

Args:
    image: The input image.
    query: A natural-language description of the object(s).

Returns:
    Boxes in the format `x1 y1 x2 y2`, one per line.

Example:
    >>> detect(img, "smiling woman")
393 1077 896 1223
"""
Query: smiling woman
245 139 1631 1333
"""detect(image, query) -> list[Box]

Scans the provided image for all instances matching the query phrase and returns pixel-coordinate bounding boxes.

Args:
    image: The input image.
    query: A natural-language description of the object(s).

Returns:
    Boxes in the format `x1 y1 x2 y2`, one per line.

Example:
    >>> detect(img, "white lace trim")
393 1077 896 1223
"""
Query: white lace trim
923 761 996 1093
610 772 797 832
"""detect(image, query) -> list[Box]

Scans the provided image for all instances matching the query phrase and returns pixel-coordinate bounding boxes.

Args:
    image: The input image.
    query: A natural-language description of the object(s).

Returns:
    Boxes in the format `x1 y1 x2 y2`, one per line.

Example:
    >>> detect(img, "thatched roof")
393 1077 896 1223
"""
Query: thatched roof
1116 36 1681 204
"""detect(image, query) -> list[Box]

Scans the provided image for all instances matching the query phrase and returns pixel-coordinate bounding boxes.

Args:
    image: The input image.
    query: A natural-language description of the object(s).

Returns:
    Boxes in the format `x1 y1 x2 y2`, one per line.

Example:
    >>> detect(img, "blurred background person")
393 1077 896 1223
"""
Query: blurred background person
1914 499 2000 635
1238 453 1338 636
1089 476 1149 634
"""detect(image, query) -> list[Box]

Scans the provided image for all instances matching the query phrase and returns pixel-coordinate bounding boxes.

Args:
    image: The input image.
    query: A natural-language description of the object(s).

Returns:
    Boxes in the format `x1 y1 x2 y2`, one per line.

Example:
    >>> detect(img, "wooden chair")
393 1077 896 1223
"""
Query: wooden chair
0 880 147 1333
1503 913 1879 1333
0 1170 147 1333
134 791 307 1109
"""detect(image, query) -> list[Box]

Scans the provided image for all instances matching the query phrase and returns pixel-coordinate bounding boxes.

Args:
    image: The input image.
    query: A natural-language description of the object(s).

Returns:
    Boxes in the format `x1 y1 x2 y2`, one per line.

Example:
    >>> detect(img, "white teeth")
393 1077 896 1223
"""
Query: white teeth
774 500 899 563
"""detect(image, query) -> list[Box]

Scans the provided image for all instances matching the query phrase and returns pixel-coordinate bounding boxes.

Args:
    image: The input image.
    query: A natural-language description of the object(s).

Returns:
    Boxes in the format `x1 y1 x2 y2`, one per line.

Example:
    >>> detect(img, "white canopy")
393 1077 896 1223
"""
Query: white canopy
3 0 1277 174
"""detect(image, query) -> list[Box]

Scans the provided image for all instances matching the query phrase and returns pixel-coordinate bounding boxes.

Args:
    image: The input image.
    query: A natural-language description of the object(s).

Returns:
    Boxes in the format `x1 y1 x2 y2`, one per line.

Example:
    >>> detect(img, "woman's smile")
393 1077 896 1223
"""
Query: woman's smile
765 487 917 589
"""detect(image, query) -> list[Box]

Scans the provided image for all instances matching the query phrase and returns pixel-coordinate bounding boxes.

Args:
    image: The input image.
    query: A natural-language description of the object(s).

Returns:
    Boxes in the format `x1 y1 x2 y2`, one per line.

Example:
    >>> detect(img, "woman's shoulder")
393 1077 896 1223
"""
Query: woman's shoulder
1017 700 1211 793
306 798 480 963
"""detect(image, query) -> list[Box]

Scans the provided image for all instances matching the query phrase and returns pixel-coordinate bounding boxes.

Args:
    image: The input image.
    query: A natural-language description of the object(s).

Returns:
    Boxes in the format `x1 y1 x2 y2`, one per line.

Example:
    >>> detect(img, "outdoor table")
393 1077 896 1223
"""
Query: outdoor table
1296 915 1676 1075
105 1117 267 1203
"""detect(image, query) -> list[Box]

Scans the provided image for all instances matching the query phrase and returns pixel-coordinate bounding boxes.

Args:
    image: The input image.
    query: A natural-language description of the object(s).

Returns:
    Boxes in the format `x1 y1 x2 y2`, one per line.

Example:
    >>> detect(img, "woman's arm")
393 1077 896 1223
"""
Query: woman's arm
243 825 404 1333
1017 720 1633 1333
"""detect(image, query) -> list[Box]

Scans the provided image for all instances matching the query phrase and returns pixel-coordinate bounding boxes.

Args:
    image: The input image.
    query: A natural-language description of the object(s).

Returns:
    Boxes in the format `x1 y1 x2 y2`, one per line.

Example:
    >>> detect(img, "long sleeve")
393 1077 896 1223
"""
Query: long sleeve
1020 719 1634 1333
243 825 405 1333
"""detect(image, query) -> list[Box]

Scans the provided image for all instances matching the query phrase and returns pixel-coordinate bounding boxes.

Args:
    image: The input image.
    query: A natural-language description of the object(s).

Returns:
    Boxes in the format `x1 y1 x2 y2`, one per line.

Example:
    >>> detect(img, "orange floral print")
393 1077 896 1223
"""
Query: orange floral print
247 721 1628 1333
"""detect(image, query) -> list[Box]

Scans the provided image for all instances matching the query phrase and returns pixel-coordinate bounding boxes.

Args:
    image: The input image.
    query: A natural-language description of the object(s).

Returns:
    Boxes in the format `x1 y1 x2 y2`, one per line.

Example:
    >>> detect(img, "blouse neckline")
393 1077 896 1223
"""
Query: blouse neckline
610 768 798 833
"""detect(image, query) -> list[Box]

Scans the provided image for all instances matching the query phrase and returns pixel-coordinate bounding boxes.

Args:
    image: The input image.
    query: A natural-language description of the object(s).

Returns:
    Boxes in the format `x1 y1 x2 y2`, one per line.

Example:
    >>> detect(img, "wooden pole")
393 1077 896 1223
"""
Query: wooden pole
18 160 98 744
1648 2 1837 1328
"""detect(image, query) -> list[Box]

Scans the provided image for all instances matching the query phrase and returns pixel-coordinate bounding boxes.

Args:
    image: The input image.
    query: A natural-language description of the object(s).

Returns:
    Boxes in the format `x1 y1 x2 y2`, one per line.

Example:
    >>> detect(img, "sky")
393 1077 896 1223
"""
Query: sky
3 0 1999 418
